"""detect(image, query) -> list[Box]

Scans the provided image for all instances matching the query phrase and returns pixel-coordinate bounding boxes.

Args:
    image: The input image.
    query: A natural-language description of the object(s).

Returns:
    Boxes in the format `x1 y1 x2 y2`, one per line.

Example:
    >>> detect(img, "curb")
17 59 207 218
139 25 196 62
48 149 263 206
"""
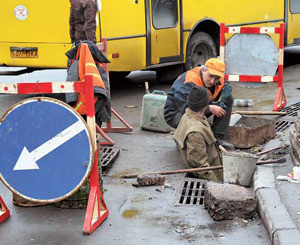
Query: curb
254 165 300 244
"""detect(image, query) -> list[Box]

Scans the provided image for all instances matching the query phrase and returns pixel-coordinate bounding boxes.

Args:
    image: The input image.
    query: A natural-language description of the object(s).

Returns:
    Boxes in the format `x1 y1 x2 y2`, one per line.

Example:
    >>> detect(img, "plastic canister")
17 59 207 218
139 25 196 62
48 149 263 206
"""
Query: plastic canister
140 90 171 133
293 166 300 180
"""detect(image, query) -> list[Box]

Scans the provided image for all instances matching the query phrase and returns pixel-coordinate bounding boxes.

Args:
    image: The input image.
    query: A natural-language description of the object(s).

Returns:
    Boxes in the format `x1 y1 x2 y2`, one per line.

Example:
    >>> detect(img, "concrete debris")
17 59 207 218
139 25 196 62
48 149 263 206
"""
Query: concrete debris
204 182 257 221
13 193 44 207
290 114 300 166
132 174 165 187
229 113 242 126
156 183 173 192
125 105 138 109
227 116 276 148
164 183 173 188
276 175 300 183
156 186 165 192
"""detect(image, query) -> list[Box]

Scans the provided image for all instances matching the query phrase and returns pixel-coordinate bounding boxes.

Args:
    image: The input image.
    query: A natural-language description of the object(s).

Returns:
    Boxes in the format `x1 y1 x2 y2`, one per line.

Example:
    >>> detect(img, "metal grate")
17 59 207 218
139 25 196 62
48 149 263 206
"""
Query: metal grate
100 147 120 174
174 178 205 206
275 102 300 132
280 102 300 117
275 120 294 132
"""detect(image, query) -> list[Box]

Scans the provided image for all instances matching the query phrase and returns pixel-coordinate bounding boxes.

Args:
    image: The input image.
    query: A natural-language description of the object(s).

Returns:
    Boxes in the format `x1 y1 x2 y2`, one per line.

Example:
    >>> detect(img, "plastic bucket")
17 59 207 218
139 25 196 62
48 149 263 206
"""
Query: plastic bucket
223 152 258 187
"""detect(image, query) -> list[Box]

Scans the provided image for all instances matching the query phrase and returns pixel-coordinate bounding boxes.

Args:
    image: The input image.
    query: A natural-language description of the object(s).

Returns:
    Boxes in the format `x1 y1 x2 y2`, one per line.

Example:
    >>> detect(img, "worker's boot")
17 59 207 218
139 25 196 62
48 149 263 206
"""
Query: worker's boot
216 134 234 150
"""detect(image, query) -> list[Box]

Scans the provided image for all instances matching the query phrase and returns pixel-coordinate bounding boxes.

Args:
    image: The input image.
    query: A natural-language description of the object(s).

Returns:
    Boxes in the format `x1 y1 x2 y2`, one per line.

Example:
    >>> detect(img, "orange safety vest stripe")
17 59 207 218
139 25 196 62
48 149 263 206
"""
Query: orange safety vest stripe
75 43 106 115
184 67 225 101
78 44 106 89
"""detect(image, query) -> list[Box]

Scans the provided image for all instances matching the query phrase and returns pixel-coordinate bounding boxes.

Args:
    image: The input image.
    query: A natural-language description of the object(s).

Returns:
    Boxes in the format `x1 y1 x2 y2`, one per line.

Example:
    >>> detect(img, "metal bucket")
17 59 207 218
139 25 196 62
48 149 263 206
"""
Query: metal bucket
223 152 258 187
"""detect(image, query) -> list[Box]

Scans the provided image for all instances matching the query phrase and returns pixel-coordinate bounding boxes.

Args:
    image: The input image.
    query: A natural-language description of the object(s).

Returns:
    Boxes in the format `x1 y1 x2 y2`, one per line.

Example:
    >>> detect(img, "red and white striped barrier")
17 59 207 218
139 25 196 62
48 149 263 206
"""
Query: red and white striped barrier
226 75 278 83
0 195 10 223
0 74 108 235
0 81 80 94
220 22 286 111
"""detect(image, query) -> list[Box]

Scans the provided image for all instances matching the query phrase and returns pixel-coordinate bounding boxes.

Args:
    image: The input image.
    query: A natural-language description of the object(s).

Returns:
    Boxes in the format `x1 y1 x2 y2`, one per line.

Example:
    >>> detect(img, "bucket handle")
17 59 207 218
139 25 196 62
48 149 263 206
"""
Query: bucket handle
152 90 166 96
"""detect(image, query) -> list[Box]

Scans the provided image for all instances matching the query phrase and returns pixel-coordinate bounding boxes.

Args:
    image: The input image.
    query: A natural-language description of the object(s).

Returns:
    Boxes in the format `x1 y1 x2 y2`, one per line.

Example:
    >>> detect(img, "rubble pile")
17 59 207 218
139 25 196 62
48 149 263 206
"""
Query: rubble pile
290 111 300 166
204 182 257 221
133 174 165 187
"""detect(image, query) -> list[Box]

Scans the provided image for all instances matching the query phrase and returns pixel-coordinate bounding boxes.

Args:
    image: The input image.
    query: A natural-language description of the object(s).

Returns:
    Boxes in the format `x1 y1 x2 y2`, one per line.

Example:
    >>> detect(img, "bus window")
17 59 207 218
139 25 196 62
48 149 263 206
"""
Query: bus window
151 0 178 29
290 0 300 14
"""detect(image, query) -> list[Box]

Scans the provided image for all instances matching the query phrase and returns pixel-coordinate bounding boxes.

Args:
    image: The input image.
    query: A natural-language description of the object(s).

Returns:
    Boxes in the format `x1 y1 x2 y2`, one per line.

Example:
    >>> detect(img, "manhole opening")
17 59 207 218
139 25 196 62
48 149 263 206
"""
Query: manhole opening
176 179 205 206
275 120 294 132
99 147 120 175
280 102 300 117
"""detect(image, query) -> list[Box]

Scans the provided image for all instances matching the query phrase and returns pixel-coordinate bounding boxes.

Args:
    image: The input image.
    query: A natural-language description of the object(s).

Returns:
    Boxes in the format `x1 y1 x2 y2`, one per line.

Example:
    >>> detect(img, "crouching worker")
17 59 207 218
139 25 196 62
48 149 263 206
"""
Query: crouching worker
174 86 223 182
164 58 233 149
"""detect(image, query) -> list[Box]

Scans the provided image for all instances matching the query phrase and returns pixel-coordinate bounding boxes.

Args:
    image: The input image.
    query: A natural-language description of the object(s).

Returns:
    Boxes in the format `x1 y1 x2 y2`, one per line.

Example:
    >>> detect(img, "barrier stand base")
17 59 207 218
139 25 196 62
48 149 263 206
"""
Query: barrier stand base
96 124 115 146
102 108 133 133
273 87 287 111
82 152 108 235
0 195 10 223
82 186 108 235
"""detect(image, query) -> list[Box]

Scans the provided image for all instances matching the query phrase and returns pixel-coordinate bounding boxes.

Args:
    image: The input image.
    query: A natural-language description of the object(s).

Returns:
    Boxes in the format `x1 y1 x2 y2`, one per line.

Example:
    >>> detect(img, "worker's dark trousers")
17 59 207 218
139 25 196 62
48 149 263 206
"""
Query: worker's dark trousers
80 95 106 127
95 95 108 127
207 95 233 137
165 96 233 135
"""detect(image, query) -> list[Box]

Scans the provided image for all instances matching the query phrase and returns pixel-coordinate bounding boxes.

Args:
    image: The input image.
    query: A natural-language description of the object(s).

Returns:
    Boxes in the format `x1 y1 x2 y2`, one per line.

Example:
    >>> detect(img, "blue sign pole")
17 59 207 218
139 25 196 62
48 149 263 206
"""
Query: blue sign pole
0 97 93 203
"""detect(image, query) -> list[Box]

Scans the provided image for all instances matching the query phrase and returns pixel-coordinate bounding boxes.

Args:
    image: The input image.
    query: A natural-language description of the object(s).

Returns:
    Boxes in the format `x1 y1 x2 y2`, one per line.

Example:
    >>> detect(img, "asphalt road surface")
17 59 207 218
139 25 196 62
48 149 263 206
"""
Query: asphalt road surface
2 47 300 244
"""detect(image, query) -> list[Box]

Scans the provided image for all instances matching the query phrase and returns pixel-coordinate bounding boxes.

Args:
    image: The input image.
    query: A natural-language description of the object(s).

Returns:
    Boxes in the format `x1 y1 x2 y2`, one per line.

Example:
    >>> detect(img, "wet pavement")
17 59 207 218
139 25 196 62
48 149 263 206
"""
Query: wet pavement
1 48 300 244
274 156 300 230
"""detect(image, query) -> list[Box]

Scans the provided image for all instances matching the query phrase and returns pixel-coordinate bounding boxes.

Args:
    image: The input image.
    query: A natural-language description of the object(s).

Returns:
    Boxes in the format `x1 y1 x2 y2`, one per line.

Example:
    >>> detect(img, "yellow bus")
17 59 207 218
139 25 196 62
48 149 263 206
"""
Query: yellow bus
0 0 299 79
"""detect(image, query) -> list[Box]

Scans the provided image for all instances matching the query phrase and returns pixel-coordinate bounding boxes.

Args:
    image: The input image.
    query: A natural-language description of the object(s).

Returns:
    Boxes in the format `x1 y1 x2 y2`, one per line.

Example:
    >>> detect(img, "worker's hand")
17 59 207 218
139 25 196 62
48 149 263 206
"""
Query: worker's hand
209 105 226 117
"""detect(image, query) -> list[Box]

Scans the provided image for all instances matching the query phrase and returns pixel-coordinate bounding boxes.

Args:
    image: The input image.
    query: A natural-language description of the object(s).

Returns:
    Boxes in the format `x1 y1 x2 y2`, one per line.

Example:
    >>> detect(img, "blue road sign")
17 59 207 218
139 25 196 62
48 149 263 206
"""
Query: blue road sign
0 97 93 203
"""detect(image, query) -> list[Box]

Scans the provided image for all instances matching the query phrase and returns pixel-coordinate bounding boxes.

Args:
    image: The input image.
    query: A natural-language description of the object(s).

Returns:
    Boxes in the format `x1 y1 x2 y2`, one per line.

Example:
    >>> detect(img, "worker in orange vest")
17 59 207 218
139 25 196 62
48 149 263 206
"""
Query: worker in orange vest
164 58 233 149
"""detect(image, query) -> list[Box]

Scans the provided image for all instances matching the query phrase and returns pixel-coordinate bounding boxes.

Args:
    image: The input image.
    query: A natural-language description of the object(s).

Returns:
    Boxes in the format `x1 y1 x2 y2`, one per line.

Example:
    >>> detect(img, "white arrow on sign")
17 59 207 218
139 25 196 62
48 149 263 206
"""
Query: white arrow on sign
13 120 86 171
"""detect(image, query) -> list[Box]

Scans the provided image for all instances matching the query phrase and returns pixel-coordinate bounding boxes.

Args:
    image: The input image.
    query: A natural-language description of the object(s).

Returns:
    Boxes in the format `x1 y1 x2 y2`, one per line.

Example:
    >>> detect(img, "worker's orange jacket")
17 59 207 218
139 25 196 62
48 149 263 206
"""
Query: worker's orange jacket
75 43 107 115
164 66 232 122
65 42 111 123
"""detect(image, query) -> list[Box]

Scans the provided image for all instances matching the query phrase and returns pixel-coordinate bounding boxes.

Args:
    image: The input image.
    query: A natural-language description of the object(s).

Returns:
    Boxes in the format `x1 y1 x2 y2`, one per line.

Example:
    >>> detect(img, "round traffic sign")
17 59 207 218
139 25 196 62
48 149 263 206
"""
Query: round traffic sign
0 97 94 203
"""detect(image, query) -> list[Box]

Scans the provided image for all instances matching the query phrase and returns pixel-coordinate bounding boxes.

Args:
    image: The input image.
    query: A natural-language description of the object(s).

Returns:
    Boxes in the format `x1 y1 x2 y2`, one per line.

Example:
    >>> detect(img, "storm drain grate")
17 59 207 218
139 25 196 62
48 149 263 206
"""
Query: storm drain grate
280 102 300 117
174 178 205 206
100 147 120 174
275 102 300 132
276 120 294 132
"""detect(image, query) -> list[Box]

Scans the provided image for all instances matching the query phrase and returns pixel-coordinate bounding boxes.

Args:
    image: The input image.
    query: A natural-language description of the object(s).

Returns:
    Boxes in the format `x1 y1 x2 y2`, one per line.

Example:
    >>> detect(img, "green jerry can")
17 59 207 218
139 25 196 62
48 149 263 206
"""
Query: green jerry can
140 90 171 133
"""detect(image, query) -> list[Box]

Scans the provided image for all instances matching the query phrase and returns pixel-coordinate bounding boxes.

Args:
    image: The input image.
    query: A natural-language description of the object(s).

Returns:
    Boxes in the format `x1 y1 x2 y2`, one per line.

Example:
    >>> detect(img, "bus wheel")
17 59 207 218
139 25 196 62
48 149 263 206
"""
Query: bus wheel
185 32 217 70
156 64 184 82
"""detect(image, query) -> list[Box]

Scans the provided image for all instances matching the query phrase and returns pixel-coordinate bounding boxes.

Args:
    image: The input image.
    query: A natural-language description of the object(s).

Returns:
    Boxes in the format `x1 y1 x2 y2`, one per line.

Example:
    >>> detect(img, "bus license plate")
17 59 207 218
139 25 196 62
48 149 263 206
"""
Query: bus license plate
10 47 38 58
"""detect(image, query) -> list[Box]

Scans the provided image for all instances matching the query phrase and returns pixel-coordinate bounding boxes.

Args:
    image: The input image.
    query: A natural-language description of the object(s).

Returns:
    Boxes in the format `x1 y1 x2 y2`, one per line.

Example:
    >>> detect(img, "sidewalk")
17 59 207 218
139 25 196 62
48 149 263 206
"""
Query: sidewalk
231 60 300 244
253 117 300 245
254 139 300 244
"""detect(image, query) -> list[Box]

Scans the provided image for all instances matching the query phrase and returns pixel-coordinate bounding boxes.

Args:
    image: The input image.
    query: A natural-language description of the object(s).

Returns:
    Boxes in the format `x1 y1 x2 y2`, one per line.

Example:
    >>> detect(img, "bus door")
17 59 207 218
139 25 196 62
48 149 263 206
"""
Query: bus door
287 0 300 45
146 0 182 66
